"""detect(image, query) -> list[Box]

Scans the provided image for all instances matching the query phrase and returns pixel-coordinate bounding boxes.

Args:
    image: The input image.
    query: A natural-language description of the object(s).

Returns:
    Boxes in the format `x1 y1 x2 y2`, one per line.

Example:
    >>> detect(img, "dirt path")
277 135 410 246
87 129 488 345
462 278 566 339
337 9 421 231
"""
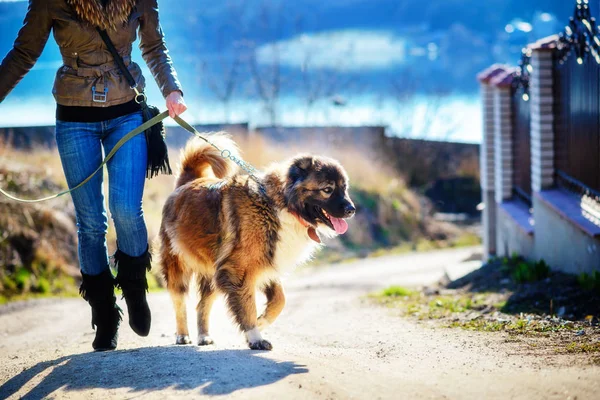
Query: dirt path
1 247 598 399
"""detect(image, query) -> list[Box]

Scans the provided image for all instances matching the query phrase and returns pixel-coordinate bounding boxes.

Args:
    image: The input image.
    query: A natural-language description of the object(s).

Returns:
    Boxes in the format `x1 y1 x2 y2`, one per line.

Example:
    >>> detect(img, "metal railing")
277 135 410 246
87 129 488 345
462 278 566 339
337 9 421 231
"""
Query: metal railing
511 50 532 207
554 0 600 195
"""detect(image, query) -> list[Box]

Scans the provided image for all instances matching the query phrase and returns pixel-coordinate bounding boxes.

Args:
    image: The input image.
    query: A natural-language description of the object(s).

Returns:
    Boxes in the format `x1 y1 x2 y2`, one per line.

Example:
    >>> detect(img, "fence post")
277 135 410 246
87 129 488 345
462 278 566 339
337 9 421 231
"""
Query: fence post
530 47 554 191
492 71 515 204
477 65 506 258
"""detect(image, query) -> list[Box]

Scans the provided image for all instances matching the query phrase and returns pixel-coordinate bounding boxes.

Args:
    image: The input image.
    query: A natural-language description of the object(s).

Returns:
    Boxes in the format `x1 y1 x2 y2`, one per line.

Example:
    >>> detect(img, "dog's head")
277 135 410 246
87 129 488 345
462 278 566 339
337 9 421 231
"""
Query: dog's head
284 155 355 235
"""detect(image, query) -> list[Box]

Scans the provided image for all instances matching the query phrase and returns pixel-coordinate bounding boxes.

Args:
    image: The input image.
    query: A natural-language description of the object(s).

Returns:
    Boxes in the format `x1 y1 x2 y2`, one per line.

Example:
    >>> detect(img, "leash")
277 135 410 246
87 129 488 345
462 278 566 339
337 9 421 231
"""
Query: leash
0 112 260 203
173 116 260 182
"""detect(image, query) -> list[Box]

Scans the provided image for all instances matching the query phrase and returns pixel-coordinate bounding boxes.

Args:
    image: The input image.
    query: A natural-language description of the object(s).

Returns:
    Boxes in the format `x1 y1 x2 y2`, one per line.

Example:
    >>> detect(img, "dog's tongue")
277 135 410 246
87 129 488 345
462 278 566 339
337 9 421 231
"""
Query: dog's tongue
330 217 348 234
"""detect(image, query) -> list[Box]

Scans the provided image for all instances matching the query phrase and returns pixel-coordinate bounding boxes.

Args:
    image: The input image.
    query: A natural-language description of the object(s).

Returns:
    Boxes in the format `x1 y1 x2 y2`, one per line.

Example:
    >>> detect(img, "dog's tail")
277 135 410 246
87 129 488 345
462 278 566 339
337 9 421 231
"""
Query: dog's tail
175 132 240 188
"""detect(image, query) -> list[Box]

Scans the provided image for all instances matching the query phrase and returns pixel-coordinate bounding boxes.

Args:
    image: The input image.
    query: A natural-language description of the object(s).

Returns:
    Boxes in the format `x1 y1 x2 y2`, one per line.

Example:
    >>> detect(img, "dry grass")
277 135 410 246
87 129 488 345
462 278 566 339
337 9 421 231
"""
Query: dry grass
142 132 425 256
0 141 66 188
238 133 408 194
1 132 416 248
0 131 464 255
1 131 470 302
0 138 174 254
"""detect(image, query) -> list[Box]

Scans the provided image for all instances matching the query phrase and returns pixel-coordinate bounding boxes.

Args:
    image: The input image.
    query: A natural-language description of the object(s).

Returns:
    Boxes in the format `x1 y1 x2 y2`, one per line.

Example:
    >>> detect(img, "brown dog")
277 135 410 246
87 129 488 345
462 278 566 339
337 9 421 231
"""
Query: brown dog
158 133 355 350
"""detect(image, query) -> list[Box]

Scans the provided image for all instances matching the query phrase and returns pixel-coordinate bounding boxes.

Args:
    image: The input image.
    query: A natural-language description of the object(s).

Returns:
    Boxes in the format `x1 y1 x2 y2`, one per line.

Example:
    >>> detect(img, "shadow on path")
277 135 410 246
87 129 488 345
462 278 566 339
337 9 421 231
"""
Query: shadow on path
0 345 308 399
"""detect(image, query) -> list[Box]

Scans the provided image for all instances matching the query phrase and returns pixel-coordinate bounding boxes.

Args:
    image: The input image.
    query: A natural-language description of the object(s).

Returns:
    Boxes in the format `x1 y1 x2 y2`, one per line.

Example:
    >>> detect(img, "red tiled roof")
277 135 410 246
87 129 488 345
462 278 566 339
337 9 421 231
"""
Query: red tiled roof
477 64 509 84
528 34 559 51
490 68 517 88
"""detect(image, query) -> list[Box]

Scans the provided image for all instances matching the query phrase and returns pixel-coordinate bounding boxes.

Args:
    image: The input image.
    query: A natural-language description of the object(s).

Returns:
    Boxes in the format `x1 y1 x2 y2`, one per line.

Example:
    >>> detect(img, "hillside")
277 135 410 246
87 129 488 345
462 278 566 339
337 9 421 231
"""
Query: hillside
0 136 476 302
0 150 79 303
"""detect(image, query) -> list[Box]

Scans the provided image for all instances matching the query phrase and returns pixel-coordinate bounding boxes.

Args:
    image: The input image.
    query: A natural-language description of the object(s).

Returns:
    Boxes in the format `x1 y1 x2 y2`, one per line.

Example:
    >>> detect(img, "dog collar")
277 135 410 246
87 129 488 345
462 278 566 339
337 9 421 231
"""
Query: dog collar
291 213 321 244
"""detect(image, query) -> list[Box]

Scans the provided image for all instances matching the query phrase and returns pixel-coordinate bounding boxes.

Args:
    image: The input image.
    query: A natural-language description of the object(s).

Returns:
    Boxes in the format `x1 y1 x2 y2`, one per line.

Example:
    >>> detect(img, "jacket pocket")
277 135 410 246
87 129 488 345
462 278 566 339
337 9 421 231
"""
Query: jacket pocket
52 67 94 102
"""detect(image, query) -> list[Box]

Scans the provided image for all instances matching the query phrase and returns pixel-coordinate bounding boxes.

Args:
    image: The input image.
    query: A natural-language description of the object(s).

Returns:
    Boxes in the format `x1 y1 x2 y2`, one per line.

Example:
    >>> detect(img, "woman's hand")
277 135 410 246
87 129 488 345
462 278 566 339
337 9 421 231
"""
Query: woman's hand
166 91 187 118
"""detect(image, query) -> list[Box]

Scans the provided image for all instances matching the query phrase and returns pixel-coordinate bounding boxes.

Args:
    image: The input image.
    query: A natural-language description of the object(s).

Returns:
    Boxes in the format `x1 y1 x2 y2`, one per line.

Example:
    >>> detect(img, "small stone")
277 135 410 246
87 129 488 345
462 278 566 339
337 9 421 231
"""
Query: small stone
423 287 440 296
575 330 585 336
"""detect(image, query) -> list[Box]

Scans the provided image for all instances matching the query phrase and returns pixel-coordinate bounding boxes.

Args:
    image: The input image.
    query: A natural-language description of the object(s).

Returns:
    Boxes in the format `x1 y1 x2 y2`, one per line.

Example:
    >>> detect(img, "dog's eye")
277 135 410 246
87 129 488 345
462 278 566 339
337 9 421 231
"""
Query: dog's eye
322 187 333 194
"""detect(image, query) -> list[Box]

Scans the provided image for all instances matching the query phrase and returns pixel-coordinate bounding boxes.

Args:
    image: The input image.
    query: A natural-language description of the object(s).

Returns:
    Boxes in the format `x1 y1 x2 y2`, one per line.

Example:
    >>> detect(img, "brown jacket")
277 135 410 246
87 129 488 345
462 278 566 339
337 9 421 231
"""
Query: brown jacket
0 0 182 107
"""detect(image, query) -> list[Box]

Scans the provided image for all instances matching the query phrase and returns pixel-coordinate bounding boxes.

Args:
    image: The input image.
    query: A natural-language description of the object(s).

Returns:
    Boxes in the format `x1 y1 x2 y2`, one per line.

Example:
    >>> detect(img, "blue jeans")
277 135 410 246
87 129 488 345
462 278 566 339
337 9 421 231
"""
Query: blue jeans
55 111 148 276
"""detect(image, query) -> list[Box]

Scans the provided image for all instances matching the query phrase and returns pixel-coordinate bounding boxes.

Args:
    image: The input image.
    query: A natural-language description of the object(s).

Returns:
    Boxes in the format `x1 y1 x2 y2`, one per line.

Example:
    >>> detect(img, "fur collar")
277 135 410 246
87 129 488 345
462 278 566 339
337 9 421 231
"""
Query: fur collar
66 0 137 31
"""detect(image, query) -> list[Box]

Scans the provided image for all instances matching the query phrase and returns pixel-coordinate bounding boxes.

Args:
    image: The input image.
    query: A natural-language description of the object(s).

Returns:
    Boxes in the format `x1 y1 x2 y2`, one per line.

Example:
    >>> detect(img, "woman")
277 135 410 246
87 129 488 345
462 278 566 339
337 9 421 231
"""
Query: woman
0 0 187 351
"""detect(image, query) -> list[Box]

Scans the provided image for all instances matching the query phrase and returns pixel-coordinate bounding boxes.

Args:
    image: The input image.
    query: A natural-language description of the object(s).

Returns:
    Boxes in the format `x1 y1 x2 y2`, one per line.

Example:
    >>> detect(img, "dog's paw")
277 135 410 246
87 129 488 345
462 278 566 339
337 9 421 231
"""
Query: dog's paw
257 316 270 331
248 339 273 351
175 334 192 345
198 335 214 346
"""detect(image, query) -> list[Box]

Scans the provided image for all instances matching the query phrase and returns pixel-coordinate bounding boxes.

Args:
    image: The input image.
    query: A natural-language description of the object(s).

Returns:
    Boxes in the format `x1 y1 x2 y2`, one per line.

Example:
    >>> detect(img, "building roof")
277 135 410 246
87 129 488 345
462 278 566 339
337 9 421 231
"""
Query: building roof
477 64 510 84
490 68 517 88
528 34 559 51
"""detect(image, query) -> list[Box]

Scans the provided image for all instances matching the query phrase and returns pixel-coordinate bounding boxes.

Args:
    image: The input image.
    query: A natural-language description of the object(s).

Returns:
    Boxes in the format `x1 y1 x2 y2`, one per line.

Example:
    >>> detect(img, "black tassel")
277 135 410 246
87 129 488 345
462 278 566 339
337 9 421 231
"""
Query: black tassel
141 103 172 178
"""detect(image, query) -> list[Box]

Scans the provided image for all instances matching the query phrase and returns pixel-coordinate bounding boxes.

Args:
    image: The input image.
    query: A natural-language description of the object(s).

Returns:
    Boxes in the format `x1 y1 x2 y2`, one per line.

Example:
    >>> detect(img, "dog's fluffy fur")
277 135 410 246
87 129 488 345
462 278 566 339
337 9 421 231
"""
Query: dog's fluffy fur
158 133 355 350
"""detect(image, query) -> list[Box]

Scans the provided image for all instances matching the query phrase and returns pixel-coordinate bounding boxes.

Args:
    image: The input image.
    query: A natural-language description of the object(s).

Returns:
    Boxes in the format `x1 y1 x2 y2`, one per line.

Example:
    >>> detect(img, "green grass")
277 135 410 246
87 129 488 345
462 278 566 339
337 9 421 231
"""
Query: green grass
500 256 550 284
371 284 583 336
1 265 79 301
447 320 506 332
577 271 600 293
370 287 495 320
512 260 550 283
381 286 416 297
368 243 415 258
494 300 507 309
451 233 482 248
450 318 578 335
429 296 473 313
565 342 600 354
0 290 80 304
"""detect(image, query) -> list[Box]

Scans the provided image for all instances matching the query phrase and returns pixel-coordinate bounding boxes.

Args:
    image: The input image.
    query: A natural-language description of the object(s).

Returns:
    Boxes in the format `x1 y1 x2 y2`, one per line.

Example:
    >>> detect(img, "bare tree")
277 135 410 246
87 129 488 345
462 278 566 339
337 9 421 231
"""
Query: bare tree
198 0 250 122
297 45 360 123
390 70 460 140
248 47 281 126
201 55 241 123
246 0 286 126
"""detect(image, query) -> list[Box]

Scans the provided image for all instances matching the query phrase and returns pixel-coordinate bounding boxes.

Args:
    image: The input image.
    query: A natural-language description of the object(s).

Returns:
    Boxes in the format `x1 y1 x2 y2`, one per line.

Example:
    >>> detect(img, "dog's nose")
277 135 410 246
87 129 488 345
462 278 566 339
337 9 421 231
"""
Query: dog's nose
344 204 356 217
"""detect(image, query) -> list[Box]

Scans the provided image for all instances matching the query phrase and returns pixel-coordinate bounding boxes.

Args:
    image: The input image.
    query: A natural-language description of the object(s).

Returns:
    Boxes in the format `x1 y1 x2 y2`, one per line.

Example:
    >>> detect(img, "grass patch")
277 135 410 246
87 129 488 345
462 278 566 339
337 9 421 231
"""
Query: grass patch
447 320 506 332
499 254 551 283
371 286 497 320
430 296 473 314
368 243 415 258
565 342 600 354
578 271 600 293
381 286 416 297
450 319 578 335
451 232 481 248
371 258 600 365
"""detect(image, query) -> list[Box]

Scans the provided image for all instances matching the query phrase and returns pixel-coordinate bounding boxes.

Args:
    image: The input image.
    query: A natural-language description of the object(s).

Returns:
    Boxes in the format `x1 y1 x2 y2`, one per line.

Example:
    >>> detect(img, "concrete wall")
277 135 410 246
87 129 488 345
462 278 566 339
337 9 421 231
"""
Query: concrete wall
0 123 251 150
482 190 496 258
495 205 535 261
533 197 600 274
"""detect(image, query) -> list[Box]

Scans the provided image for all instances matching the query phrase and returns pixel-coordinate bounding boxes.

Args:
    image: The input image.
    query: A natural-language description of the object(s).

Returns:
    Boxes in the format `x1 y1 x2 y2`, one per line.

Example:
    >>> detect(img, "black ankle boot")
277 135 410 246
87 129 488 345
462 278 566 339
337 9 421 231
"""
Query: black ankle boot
80 270 122 351
114 248 152 337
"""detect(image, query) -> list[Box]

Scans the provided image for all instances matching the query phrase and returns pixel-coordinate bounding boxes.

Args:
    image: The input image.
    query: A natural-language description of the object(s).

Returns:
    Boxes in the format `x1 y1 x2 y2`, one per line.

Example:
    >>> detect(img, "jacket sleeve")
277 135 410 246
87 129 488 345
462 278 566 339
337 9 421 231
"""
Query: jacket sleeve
0 0 52 103
138 0 183 99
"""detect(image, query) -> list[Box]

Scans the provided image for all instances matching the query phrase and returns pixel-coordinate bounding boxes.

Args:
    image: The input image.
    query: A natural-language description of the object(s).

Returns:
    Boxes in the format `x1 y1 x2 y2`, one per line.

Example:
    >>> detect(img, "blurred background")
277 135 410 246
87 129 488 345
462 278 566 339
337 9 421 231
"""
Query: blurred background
0 0 575 140
0 0 576 301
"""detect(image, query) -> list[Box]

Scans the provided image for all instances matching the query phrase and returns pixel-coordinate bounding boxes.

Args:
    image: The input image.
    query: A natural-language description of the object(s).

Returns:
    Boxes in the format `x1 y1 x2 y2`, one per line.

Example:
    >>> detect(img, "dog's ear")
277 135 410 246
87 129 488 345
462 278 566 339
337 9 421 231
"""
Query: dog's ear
289 156 314 181
293 156 314 171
